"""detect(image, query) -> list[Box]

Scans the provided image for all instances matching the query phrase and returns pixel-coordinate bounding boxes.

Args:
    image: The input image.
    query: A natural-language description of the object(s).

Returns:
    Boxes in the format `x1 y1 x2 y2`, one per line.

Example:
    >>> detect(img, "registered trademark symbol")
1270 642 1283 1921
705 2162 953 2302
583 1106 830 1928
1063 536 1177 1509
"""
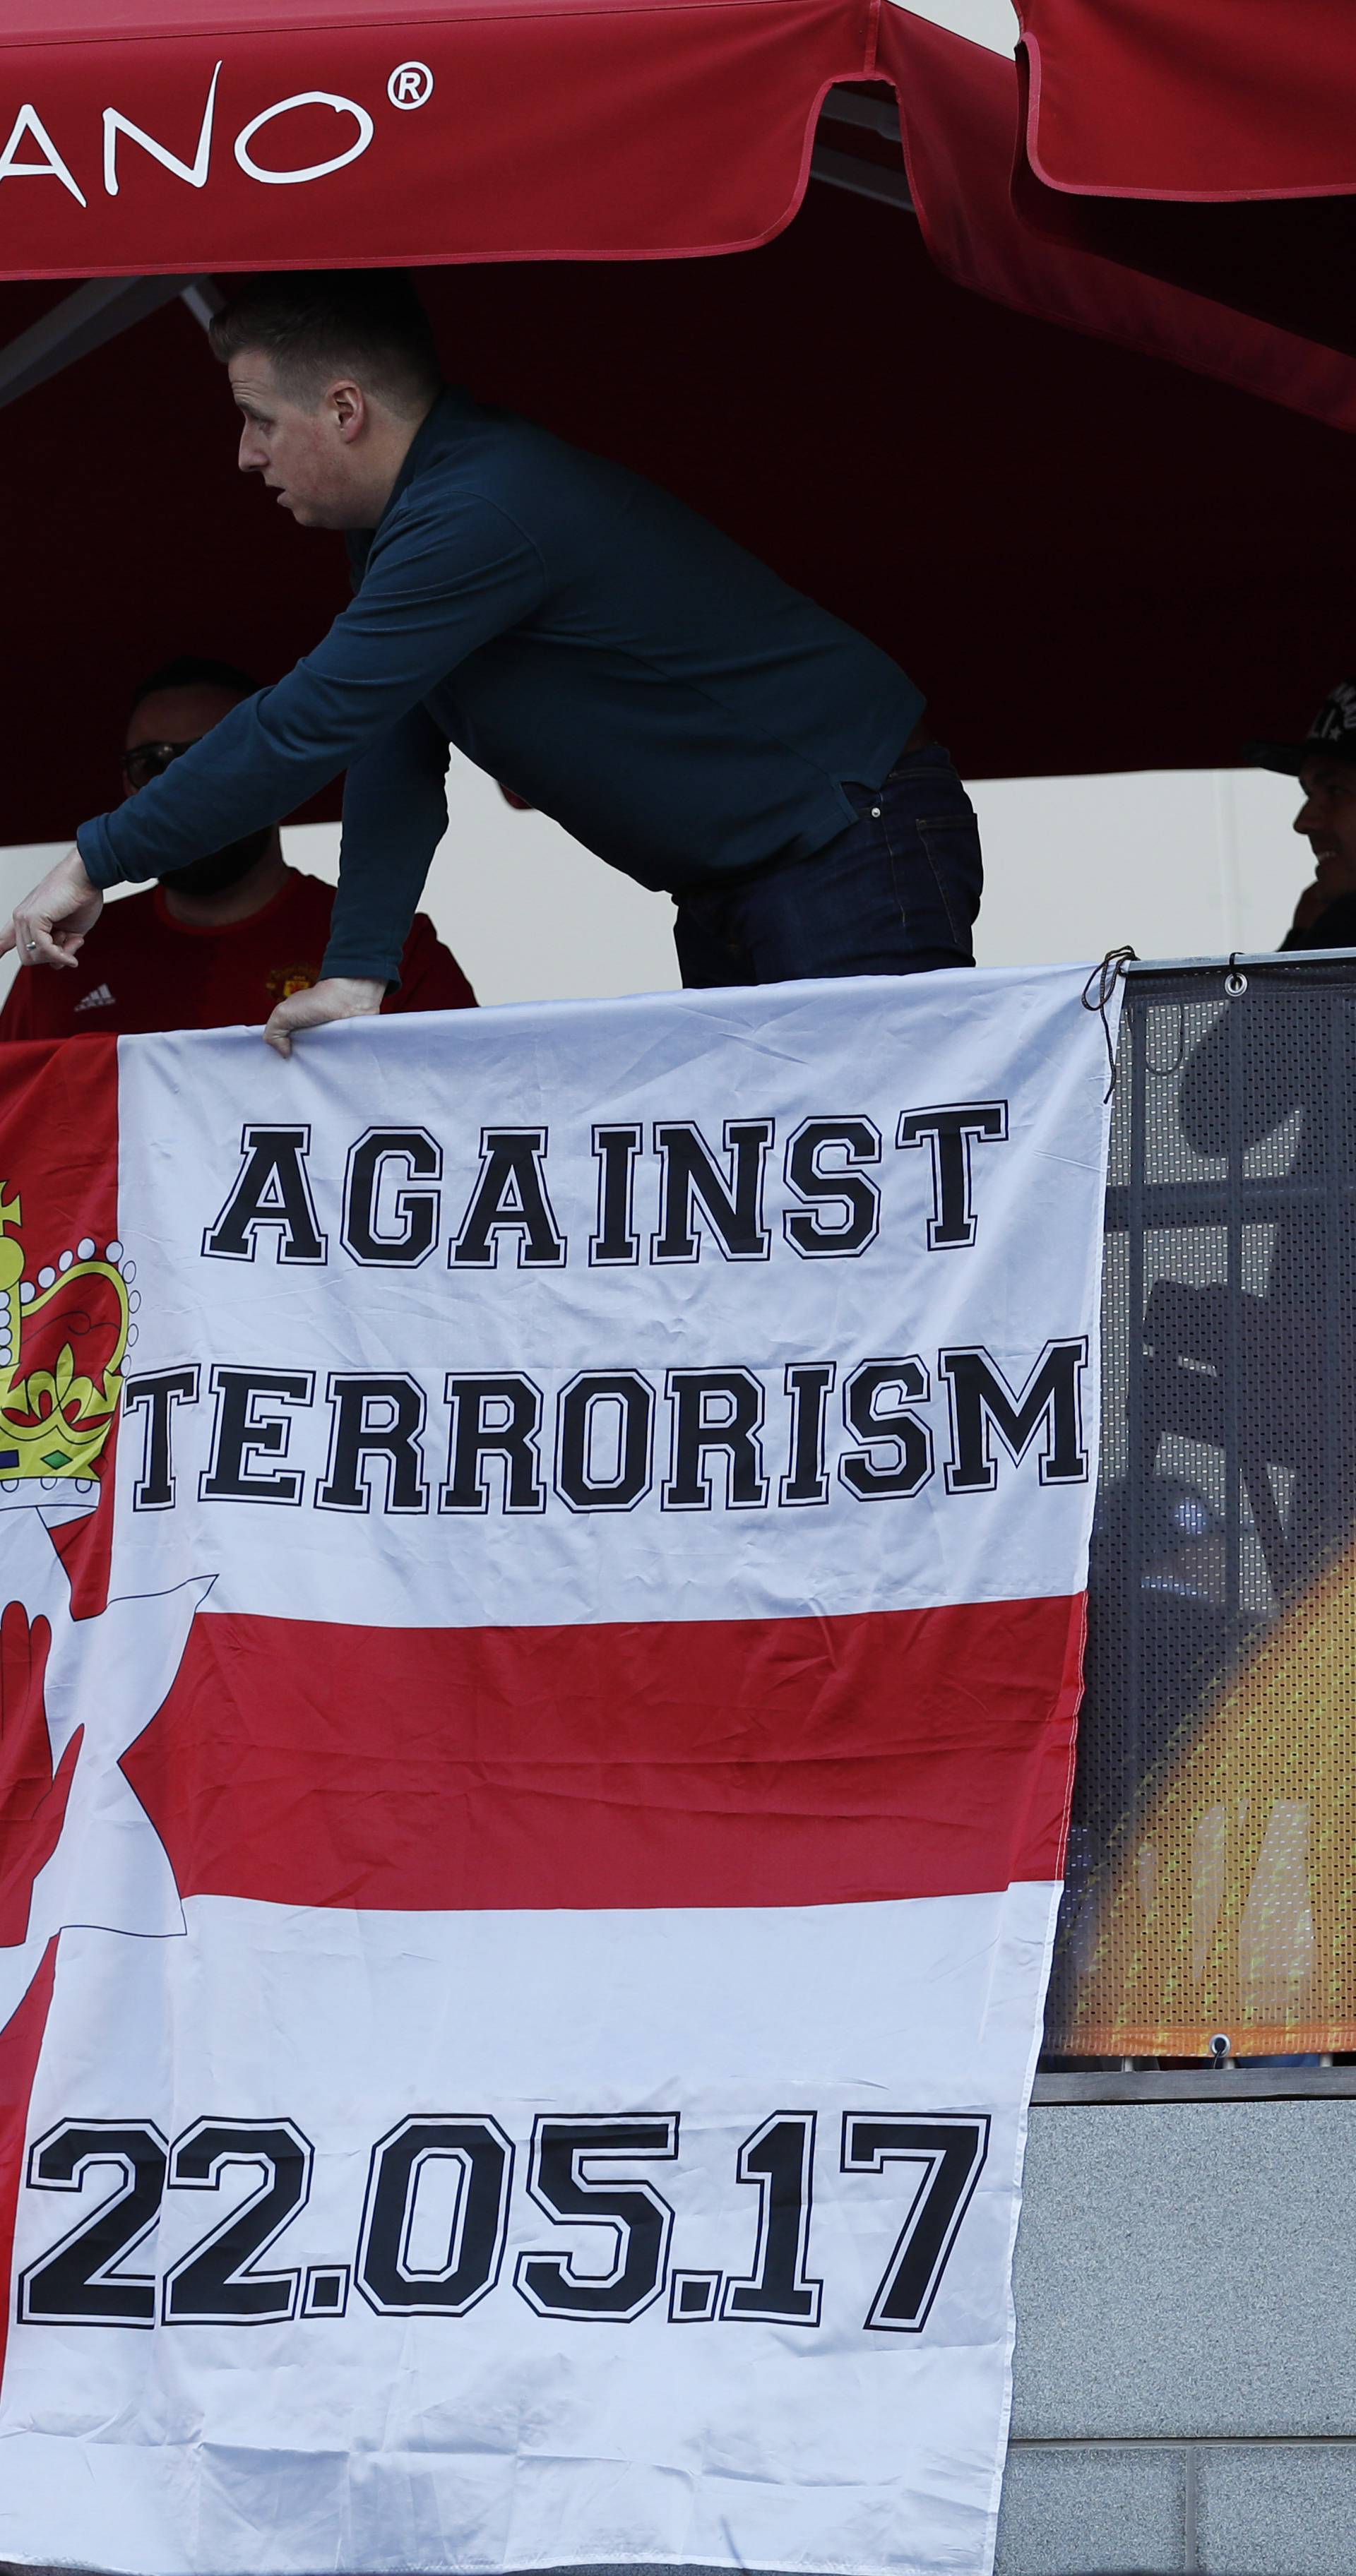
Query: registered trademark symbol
388 61 434 108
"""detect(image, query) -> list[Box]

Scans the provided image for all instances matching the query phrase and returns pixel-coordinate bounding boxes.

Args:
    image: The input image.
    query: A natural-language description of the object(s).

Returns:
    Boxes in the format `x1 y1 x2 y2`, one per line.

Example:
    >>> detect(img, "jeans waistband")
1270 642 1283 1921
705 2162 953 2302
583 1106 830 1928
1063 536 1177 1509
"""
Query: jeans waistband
843 743 954 809
671 742 954 902
887 742 949 780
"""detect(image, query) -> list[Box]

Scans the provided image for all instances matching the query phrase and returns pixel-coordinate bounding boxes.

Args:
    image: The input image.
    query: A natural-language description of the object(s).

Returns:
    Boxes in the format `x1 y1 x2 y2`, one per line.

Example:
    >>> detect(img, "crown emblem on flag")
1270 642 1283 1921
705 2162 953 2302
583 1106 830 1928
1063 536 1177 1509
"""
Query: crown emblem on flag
0 1186 133 1503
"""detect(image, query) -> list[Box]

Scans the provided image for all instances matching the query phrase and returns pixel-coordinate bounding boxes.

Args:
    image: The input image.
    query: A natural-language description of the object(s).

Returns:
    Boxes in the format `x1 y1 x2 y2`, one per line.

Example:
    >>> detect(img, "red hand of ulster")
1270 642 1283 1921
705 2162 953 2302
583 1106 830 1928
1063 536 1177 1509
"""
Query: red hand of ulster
0 1602 81 1950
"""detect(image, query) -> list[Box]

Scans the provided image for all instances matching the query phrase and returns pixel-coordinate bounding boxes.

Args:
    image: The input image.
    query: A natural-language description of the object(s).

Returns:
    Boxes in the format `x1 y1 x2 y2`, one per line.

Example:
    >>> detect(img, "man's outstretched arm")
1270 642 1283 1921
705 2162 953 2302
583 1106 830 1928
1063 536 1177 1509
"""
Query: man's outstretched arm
262 706 453 1057
1 490 542 1007
76 492 541 895
323 706 453 986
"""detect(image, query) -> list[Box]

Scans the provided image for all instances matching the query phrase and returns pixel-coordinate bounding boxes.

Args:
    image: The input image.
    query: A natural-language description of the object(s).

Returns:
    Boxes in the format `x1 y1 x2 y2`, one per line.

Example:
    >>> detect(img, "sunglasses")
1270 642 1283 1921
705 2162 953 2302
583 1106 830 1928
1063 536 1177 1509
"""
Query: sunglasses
121 737 203 791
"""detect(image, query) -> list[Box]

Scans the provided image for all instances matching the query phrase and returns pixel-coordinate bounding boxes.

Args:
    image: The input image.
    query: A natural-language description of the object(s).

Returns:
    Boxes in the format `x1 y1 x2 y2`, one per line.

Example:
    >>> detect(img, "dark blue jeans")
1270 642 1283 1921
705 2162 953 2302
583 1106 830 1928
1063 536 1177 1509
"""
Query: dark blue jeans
672 744 982 987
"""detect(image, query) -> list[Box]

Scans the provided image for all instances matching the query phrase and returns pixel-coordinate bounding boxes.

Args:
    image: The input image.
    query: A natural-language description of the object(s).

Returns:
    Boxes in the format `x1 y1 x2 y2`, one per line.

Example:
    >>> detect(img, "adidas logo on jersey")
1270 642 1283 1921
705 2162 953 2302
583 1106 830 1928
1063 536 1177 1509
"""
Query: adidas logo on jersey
73 984 114 1013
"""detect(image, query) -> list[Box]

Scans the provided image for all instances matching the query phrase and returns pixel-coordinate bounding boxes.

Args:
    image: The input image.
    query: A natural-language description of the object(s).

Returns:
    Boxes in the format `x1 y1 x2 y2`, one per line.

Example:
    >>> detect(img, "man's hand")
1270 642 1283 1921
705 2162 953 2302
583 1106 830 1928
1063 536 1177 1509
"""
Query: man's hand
0 847 103 970
263 975 386 1058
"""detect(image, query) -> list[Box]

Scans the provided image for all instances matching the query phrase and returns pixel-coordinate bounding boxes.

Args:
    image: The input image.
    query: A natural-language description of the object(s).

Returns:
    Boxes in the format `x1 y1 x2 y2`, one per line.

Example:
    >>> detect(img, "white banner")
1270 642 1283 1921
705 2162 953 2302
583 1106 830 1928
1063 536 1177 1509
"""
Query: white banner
0 966 1117 2576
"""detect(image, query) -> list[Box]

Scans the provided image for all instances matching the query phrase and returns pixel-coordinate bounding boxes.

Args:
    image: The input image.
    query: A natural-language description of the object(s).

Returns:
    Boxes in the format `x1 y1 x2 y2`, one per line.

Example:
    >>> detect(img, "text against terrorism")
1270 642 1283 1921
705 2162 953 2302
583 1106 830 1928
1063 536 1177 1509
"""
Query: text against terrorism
120 1099 1091 1518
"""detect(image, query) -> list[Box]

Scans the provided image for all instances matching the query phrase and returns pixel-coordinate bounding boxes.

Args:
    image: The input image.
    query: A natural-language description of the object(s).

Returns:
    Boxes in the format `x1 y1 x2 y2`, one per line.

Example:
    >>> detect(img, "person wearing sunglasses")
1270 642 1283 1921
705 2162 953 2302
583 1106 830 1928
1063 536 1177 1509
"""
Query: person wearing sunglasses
0 655 475 1041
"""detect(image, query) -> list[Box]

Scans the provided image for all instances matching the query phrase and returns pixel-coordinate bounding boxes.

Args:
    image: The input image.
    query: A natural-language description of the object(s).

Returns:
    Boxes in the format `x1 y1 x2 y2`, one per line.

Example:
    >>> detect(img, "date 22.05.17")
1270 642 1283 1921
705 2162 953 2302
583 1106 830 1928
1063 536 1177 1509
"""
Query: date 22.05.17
18 2109 990 2334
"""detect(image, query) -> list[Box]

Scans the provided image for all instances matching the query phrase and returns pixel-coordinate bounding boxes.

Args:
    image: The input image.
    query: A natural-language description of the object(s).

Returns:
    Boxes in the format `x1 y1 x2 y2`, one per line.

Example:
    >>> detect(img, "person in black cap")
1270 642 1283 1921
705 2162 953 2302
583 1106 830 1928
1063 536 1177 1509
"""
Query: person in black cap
1247 680 1356 949
1158 679 1356 1617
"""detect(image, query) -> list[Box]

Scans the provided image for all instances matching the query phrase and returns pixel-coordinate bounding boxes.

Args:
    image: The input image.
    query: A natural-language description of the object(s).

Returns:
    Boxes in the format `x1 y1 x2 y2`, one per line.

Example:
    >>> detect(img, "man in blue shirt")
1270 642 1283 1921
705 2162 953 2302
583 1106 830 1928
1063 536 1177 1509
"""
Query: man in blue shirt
4 273 982 1055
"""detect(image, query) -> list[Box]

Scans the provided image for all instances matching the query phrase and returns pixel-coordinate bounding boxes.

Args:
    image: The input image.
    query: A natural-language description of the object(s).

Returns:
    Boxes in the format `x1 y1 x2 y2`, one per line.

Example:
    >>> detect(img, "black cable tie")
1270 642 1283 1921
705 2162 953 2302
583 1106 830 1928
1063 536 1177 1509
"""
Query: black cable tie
1081 946 1138 1100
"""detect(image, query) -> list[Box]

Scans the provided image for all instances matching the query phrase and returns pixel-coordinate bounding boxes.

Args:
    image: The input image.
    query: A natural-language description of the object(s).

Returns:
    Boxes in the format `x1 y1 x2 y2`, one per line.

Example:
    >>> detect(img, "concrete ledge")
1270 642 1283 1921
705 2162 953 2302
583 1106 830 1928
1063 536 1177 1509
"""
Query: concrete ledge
996 2443 1187 2572
1198 2443 1356 2574
1011 2101 1356 2439
1033 2070 1356 2105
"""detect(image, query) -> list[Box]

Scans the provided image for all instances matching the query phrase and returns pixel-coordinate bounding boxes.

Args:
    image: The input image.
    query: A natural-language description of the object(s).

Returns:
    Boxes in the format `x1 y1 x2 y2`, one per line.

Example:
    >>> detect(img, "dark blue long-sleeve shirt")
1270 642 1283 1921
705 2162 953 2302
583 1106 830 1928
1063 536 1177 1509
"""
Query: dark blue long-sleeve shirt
78 389 923 986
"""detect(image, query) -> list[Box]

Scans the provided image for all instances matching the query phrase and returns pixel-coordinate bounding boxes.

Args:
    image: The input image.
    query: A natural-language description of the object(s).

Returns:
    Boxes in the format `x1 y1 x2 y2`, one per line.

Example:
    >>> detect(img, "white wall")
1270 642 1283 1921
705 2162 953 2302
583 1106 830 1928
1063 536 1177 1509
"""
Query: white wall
970 764 1309 969
884 0 1017 58
0 756 1310 1014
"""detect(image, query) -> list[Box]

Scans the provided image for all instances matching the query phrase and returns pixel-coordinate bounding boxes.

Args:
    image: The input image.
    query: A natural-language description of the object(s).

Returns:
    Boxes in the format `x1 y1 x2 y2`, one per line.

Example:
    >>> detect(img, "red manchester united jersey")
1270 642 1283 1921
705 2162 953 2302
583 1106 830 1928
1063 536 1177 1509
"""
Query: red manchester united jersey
0 871 475 1040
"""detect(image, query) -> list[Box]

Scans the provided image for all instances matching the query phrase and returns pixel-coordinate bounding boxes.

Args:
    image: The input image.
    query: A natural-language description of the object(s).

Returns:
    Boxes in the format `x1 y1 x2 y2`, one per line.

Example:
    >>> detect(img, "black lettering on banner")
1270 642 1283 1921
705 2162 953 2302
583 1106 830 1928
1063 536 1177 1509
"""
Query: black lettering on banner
19 2099 995 2337
896 1102 1008 1250
590 1124 642 1267
124 1365 198 1510
651 1120 773 1263
441 1373 546 1514
780 1363 835 1507
667 2269 721 2323
200 1366 314 1505
302 2265 350 2318
342 1127 441 1268
721 2113 821 2326
203 1124 327 1264
840 2113 989 2331
451 1129 566 1268
318 1373 429 1515
662 1368 768 1510
940 1339 1089 1493
556 1371 654 1513
357 2116 514 2318
783 1119 881 1258
839 1359 933 1500
19 2121 167 2328
515 2116 679 2321
162 2120 314 2325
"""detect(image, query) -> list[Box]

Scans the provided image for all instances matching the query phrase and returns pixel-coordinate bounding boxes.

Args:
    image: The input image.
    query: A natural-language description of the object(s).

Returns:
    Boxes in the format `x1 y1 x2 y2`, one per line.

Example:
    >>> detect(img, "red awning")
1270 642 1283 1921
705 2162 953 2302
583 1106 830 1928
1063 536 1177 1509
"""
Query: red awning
1010 0 1356 355
879 11 1356 435
2 0 881 275
10 0 1356 345
8 0 1355 423
1016 0 1356 200
3 2 1352 829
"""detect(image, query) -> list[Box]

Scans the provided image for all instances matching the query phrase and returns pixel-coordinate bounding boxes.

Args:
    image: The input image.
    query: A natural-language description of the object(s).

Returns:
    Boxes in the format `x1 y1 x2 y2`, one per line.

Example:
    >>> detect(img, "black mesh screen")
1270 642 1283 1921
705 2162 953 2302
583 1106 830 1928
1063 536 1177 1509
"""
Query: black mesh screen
1046 958 1356 2060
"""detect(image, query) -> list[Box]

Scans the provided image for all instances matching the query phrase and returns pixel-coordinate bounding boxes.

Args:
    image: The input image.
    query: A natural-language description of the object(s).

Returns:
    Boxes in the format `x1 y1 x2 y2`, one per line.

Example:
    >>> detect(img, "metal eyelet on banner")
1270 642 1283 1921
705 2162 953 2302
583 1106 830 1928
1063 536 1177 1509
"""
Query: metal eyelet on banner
1224 954 1249 998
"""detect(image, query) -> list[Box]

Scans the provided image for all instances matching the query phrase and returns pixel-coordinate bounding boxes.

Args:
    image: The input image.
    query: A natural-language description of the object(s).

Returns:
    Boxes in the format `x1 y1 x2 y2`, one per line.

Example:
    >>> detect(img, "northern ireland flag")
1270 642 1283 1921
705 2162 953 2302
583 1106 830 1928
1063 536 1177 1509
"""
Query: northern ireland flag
0 966 1117 2576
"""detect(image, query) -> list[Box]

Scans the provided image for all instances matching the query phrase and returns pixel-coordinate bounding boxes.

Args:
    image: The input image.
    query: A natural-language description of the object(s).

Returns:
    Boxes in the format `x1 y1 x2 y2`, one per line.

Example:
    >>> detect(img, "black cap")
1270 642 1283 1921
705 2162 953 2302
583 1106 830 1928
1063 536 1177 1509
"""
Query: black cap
1246 680 1356 776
